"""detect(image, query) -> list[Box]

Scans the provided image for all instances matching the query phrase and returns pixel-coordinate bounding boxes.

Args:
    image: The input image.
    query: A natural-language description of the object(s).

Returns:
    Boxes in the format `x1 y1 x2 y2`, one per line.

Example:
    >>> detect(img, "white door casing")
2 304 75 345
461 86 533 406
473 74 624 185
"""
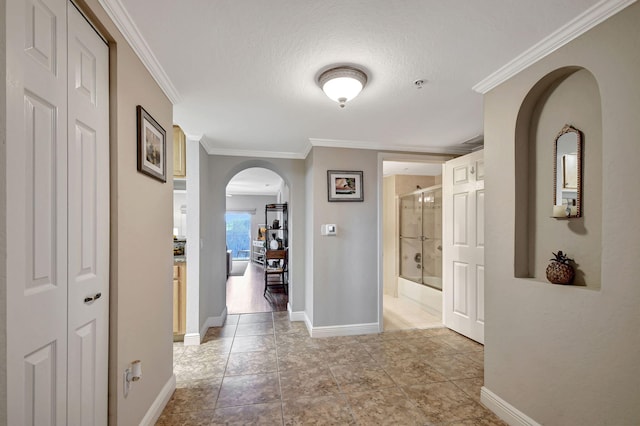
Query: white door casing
443 150 485 343
66 4 109 425
5 0 109 424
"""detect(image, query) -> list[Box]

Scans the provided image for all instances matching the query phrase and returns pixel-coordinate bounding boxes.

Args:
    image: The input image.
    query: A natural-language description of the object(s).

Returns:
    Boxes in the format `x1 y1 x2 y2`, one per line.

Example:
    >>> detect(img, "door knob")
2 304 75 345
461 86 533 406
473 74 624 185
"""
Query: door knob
84 292 102 303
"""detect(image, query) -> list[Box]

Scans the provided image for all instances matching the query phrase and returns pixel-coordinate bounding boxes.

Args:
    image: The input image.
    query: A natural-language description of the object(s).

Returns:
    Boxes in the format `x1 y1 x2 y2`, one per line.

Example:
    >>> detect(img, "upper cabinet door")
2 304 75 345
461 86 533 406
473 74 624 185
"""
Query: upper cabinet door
173 125 186 178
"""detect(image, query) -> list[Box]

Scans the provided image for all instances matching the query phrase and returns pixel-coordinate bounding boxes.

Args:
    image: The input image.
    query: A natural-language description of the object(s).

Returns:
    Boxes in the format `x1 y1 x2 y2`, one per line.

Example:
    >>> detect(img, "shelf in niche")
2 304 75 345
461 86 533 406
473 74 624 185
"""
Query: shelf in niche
550 216 579 220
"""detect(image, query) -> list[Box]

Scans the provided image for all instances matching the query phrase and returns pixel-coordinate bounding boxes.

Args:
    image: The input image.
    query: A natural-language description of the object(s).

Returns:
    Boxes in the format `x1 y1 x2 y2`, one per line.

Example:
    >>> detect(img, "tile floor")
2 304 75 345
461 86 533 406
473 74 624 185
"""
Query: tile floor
159 312 506 425
383 294 442 331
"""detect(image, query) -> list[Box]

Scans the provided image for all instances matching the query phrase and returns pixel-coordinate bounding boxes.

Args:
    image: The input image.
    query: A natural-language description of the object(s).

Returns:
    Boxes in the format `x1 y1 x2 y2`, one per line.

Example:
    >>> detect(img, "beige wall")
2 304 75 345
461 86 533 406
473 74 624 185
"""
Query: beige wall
394 175 437 196
484 3 640 424
0 0 6 418
75 1 175 424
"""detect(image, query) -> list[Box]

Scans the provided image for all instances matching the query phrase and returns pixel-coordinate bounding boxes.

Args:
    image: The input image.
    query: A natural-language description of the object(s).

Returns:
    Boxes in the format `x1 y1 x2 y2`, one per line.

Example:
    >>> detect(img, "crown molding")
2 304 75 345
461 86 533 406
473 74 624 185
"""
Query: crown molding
200 137 470 159
200 139 307 159
308 138 470 155
99 0 181 104
473 0 637 94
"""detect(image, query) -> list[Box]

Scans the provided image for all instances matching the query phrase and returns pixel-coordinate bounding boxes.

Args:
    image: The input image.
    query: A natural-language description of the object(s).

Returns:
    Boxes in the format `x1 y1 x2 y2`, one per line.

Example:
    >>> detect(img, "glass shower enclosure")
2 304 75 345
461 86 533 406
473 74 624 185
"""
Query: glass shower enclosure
399 185 443 290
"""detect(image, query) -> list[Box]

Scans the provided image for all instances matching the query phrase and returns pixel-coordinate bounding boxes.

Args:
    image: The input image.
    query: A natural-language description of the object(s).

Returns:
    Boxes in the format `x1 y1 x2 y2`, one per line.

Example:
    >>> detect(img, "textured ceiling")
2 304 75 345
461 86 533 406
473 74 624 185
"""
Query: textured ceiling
118 0 603 157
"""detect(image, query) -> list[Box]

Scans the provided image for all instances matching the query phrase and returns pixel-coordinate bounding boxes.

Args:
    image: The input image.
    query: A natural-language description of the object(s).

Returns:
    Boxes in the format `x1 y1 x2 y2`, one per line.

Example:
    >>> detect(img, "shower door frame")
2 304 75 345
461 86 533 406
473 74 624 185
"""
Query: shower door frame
398 184 443 291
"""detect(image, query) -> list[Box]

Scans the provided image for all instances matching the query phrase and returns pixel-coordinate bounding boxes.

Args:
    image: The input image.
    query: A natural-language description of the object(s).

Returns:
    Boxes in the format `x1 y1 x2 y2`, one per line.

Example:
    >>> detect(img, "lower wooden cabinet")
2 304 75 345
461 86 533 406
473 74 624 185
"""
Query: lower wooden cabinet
173 262 187 338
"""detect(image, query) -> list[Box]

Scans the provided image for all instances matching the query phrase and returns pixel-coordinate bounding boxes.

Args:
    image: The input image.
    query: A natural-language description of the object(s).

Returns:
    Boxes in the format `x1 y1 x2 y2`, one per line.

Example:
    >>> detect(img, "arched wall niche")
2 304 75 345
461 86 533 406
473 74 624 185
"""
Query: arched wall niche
514 66 603 290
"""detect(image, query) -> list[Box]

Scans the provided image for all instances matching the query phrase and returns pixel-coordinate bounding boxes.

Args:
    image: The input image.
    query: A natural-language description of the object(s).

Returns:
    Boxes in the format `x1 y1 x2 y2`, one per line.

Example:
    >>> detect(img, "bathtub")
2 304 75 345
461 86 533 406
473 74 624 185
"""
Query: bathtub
397 276 442 318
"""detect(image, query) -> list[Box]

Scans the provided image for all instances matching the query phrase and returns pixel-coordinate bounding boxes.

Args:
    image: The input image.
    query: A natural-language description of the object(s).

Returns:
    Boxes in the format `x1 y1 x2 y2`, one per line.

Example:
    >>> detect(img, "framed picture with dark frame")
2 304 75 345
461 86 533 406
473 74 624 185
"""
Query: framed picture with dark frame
327 170 364 202
137 105 167 182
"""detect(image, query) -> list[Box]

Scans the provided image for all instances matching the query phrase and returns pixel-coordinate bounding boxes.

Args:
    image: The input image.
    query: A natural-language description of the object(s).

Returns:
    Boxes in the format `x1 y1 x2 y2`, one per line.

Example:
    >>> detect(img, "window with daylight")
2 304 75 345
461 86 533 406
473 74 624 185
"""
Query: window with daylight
225 212 251 260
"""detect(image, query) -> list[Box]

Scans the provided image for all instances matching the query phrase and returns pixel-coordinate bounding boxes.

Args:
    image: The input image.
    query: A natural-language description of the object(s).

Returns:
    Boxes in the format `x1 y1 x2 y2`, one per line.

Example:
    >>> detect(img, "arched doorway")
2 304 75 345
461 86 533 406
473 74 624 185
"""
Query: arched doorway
225 167 290 314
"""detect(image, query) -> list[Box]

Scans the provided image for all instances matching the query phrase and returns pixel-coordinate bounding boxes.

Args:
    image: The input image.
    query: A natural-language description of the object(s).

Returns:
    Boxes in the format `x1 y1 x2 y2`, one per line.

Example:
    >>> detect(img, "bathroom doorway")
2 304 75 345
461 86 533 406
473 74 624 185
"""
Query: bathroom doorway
382 160 445 331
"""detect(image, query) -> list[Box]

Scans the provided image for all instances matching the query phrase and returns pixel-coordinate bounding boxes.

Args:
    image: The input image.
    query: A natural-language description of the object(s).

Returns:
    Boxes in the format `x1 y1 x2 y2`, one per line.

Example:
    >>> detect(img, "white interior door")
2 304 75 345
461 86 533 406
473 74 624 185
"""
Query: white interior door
6 0 69 423
443 150 485 343
66 4 109 425
6 1 109 424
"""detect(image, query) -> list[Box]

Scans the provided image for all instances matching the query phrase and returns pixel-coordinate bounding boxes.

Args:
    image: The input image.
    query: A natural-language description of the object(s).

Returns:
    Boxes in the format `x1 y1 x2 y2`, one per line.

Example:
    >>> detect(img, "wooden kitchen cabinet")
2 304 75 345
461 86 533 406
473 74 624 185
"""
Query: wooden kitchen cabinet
173 125 186 178
173 262 187 338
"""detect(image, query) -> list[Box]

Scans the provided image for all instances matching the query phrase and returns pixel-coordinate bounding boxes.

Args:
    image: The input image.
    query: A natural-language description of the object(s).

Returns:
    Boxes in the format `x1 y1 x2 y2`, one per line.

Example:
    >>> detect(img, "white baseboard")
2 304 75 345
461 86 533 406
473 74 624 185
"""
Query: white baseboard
309 321 379 338
183 333 201 346
286 306 379 338
287 303 306 322
481 386 541 426
139 374 176 426
186 307 229 346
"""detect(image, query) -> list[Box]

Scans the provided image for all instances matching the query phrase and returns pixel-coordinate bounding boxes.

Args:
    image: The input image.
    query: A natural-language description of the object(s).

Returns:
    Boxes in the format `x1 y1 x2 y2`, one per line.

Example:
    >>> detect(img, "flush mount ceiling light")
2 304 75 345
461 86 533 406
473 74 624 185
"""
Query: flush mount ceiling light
318 66 367 108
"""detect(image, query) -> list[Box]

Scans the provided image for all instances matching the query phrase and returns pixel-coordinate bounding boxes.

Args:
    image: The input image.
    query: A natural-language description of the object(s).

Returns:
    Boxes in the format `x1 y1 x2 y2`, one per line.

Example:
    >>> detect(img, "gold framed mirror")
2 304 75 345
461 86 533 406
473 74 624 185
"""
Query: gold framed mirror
553 124 583 218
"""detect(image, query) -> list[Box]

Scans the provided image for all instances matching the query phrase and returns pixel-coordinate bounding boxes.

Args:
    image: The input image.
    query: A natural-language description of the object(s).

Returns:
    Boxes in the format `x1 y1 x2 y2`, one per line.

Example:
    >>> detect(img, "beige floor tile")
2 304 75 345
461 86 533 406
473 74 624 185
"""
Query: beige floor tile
464 349 484 366
225 350 277 376
273 311 289 320
402 381 490 424
210 402 283 425
203 324 237 340
274 320 308 335
380 356 449 386
216 373 280 408
347 387 426 425
174 357 227 383
162 312 492 425
162 378 221 414
424 353 484 380
431 333 484 353
282 395 356 425
280 366 340 400
156 409 214 425
330 363 396 393
230 335 276 353
237 312 274 324
360 339 422 363
446 414 509 425
277 348 328 371
186 337 234 354
323 345 377 366
235 322 274 336
451 377 484 403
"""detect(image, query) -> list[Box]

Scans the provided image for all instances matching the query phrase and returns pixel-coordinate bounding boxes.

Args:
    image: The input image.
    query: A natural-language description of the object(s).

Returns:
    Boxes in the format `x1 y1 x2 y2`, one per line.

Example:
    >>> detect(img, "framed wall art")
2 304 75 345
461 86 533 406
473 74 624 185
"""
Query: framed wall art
327 170 364 202
137 105 167 182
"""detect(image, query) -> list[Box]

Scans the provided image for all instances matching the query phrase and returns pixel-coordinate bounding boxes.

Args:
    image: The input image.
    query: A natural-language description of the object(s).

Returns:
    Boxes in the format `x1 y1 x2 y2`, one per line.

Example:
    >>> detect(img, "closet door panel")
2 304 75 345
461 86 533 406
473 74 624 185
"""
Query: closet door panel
6 0 69 424
67 4 110 425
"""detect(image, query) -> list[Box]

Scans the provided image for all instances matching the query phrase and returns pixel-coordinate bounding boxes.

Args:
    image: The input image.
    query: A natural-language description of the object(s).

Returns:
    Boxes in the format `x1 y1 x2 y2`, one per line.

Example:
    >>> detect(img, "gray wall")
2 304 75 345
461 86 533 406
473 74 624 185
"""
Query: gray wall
309 147 379 327
484 3 640 424
304 151 314 323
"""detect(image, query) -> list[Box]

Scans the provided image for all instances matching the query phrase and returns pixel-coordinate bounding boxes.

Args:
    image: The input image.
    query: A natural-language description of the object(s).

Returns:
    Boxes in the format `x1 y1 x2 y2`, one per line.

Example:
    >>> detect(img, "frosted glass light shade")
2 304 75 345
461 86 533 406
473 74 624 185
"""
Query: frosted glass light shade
318 66 367 108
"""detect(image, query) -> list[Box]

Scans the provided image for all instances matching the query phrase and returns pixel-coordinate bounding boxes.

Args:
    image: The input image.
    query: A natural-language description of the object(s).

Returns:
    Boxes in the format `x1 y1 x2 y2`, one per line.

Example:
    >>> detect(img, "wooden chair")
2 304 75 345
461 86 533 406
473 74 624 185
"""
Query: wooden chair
264 249 288 296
